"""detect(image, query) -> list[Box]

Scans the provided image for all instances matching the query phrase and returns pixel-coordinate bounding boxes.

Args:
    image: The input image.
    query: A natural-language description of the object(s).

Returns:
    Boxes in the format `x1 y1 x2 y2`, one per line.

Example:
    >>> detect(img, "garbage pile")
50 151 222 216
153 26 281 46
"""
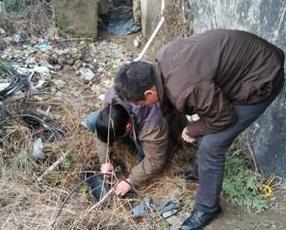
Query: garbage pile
0 2 191 227
0 24 129 164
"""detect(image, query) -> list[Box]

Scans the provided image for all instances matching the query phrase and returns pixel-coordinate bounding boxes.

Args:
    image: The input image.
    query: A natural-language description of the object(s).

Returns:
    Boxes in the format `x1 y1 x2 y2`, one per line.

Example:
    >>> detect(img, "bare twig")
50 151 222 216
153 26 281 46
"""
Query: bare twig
37 151 69 182
247 142 259 174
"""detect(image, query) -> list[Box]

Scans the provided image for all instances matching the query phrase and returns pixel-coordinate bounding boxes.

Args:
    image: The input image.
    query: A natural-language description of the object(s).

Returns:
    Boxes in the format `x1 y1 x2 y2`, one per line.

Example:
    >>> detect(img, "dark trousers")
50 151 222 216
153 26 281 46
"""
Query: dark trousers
195 83 284 212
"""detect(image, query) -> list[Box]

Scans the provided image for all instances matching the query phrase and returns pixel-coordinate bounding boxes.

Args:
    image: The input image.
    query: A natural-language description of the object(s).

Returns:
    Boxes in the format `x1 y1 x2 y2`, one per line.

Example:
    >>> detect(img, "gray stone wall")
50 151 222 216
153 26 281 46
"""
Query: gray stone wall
140 0 162 38
187 0 286 177
52 0 98 38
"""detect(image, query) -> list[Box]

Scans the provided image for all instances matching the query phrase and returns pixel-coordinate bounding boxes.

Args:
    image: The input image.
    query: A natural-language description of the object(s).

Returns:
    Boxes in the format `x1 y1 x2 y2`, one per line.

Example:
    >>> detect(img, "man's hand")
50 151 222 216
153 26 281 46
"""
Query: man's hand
182 126 197 143
115 179 132 197
101 162 114 176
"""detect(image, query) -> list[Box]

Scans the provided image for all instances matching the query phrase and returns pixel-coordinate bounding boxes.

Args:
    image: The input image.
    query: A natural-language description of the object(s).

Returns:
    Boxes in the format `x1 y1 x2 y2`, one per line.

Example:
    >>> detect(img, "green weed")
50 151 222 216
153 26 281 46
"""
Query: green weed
63 151 73 170
4 0 28 13
223 151 268 213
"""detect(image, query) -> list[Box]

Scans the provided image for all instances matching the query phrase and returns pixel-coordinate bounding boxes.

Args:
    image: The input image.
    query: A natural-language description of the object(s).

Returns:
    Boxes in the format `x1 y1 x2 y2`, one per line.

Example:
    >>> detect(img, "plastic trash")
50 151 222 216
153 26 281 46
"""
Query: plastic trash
77 67 95 82
11 32 22 43
35 42 53 53
32 138 44 159
158 200 182 219
132 197 182 219
132 197 153 218
32 66 50 76
0 28 5 36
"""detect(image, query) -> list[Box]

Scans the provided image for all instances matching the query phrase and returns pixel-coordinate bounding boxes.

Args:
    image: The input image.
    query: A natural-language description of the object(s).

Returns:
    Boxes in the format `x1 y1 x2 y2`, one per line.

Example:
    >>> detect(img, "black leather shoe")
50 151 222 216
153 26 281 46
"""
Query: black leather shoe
179 207 222 230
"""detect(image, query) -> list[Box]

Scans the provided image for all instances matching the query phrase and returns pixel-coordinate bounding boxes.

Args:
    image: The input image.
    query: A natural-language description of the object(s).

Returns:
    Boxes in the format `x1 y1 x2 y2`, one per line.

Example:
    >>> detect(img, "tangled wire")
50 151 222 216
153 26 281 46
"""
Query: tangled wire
0 59 65 141
0 59 30 99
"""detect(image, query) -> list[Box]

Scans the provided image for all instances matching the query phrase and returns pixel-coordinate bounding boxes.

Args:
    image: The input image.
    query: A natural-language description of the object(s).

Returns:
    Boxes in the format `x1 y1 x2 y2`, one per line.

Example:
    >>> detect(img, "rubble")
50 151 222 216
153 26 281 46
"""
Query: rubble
34 41 53 53
0 28 5 35
133 35 142 48
32 138 44 159
132 197 181 219
76 66 96 83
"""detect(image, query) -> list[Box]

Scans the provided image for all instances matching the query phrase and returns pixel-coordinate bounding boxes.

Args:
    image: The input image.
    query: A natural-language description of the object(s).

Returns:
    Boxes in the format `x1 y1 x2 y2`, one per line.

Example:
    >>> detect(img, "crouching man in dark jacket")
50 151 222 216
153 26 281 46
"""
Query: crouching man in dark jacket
113 29 285 229
85 87 187 196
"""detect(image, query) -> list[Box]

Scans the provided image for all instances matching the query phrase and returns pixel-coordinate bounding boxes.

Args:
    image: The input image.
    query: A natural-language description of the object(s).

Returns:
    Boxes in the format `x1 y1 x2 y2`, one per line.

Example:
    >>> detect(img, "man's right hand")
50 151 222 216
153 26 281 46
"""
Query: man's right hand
101 162 115 176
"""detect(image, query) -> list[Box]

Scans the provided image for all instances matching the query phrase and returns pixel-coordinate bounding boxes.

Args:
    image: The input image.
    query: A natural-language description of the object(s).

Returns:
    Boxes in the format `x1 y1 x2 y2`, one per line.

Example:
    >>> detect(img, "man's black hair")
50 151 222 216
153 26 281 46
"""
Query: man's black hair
95 104 130 144
114 61 156 101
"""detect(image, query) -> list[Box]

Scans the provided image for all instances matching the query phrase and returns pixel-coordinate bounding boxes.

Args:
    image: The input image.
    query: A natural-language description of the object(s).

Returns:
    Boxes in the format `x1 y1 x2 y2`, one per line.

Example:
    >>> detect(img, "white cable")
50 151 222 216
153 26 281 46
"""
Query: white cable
160 0 165 15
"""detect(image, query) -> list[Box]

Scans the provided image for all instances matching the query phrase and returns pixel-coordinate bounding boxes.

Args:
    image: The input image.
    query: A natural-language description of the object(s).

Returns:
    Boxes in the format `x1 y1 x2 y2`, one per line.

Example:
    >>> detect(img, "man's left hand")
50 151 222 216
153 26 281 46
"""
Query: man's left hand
115 179 132 197
182 127 197 143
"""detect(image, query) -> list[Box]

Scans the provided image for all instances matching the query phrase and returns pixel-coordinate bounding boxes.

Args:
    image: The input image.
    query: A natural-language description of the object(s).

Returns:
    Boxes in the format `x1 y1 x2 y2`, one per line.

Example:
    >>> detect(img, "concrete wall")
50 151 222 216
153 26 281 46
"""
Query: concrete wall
140 0 162 38
187 0 286 177
52 0 98 38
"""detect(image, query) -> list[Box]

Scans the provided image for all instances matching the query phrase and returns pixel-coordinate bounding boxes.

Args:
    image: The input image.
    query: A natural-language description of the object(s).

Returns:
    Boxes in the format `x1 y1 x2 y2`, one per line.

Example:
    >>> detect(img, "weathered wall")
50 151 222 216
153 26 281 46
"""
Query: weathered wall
140 0 162 38
52 0 98 38
188 0 286 177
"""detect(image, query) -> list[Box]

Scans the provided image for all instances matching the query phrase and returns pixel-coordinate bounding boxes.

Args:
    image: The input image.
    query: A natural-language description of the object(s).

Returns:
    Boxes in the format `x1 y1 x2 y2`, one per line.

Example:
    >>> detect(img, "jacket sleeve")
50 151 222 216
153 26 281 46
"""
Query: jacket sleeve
128 119 169 186
185 80 238 138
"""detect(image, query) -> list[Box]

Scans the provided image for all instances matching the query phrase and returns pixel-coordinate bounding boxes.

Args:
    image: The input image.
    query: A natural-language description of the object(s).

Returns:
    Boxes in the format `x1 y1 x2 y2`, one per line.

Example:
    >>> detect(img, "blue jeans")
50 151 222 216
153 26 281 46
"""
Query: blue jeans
85 111 100 133
85 111 145 161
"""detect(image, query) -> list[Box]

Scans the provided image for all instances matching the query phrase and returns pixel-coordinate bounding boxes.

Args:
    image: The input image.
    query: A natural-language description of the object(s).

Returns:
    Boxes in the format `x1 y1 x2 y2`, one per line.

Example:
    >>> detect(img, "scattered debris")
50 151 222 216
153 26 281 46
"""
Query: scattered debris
37 151 70 182
132 197 153 218
77 67 96 83
133 35 142 48
159 200 182 219
0 58 30 99
32 137 44 159
132 197 182 219
34 41 53 53
10 32 22 43
0 28 5 35
32 65 50 76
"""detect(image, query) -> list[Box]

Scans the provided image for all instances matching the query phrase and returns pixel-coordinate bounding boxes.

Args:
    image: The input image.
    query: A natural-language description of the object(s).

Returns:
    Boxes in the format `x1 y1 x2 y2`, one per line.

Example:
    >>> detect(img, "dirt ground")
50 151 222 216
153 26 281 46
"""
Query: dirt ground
206 191 286 230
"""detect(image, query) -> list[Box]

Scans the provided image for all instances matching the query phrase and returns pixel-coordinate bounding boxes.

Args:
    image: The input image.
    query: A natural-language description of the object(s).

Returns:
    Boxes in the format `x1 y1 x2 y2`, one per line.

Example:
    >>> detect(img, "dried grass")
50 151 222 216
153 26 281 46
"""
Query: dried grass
0 5 197 226
0 82 195 229
0 0 57 39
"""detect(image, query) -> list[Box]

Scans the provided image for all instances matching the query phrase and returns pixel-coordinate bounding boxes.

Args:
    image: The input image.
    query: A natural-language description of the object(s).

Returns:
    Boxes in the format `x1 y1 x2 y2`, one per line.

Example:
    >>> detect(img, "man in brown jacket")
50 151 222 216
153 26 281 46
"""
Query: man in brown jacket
113 29 285 229
85 87 186 196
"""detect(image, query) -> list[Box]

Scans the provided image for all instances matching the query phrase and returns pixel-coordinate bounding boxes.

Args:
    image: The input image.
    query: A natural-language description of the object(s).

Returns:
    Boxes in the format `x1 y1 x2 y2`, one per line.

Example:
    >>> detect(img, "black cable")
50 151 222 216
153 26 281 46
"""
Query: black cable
51 172 114 226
